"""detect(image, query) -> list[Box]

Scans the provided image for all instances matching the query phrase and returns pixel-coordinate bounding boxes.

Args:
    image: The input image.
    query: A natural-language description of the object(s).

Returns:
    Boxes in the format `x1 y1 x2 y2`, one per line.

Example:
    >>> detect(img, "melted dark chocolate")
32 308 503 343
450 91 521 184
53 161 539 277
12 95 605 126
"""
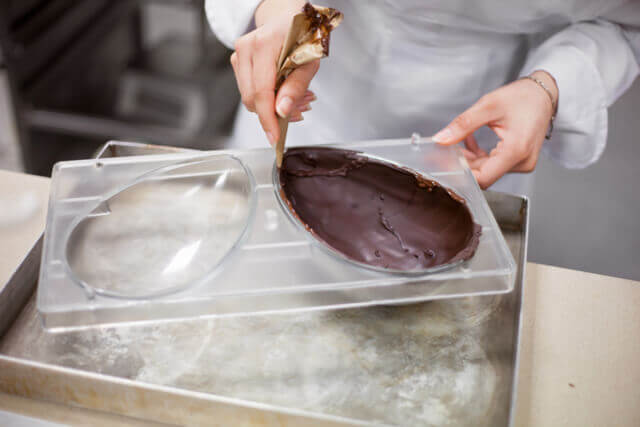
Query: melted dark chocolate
279 147 481 271
301 3 340 56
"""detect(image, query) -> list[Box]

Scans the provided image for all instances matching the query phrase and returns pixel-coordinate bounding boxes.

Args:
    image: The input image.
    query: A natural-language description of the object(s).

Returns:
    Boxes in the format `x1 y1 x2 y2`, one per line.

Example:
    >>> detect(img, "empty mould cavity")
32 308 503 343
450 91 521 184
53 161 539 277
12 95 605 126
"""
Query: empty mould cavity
65 155 255 298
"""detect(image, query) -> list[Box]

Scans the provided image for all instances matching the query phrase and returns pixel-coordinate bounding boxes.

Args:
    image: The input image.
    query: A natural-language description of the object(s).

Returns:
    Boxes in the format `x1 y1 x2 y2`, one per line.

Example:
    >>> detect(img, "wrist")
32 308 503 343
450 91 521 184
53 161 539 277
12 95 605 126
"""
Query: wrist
255 0 305 27
523 70 558 140
530 70 559 111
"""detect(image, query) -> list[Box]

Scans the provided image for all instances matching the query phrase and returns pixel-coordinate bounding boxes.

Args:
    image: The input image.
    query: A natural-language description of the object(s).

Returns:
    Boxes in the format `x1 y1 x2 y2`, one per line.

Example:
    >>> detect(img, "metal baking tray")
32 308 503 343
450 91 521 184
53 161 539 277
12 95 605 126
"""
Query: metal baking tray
0 141 529 426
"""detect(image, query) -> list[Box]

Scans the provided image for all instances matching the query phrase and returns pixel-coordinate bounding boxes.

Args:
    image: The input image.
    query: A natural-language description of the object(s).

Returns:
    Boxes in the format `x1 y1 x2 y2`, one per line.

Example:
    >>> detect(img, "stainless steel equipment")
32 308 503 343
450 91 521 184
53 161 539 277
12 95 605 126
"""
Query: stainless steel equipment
0 142 529 426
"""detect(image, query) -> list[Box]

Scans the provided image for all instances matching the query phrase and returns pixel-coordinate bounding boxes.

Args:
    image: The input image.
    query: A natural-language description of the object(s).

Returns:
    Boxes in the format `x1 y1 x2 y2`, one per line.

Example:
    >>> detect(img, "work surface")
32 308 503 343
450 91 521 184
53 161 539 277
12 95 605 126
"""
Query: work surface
0 169 638 426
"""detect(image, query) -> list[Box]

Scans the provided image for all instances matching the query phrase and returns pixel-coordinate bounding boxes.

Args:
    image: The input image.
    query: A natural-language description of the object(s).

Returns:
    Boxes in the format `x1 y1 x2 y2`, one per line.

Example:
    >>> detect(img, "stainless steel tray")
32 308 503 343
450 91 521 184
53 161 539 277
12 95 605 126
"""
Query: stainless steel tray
0 141 529 426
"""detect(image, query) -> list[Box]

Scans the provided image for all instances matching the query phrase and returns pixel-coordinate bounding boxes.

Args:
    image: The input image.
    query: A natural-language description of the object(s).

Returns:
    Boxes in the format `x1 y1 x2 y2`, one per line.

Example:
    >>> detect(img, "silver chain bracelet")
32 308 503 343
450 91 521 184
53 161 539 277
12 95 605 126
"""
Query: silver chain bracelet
521 72 558 140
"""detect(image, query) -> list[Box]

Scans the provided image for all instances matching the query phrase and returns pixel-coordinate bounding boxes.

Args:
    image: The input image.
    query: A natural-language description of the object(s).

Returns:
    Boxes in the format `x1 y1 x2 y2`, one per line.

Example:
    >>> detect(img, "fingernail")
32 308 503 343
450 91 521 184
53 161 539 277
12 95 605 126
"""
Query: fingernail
267 131 276 146
299 103 311 112
305 93 317 102
289 114 303 123
276 96 294 118
432 128 452 143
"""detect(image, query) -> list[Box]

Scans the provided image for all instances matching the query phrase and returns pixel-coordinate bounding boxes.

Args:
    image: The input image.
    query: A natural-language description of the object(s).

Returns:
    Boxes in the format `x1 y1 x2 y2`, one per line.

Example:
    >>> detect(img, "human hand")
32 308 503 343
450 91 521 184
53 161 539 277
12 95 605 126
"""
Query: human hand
433 70 558 189
230 0 316 146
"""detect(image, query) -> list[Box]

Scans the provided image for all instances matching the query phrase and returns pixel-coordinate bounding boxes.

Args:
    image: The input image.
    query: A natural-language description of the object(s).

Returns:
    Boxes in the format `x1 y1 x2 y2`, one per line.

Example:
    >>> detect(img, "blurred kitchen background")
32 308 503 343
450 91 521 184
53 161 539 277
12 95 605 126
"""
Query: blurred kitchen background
0 0 238 176
0 1 638 281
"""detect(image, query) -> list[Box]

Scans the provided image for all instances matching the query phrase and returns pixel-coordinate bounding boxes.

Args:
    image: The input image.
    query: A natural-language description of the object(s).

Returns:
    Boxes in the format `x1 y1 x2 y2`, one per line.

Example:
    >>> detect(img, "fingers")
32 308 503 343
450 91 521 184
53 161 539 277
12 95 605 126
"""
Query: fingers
464 134 479 153
463 134 488 160
471 153 538 188
433 95 503 145
232 27 318 145
289 113 304 122
231 11 321 147
303 90 316 102
470 139 533 188
511 150 540 173
466 155 488 171
286 93 314 122
297 91 315 113
465 137 542 188
464 134 485 156
275 60 320 118
440 81 549 186
251 33 282 145
461 148 479 162
473 148 521 189
232 35 256 112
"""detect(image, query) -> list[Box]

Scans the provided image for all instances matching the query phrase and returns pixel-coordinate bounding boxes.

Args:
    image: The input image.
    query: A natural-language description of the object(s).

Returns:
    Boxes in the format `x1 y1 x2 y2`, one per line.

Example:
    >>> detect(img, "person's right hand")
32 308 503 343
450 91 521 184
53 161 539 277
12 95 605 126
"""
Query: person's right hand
230 0 317 146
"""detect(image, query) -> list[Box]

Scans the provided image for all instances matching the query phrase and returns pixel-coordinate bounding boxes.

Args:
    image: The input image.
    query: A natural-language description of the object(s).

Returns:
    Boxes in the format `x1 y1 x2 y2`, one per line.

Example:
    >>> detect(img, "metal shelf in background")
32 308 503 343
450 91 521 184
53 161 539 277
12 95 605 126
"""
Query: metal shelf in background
23 109 197 147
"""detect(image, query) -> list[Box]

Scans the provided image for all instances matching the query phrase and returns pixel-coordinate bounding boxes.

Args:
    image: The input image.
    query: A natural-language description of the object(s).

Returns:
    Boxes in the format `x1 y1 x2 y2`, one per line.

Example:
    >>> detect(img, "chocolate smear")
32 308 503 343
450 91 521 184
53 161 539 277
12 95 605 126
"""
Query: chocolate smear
278 147 482 271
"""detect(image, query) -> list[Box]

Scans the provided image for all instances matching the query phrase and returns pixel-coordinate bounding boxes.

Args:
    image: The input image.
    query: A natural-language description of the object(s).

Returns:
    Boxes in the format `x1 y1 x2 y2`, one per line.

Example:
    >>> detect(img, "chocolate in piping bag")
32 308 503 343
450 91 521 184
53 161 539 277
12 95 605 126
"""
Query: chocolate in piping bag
275 3 343 167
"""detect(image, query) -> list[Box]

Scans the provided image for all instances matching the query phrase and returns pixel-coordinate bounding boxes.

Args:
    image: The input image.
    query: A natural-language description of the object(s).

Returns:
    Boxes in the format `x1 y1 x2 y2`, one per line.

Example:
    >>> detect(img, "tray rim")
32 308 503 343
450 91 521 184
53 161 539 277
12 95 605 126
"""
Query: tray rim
508 193 529 427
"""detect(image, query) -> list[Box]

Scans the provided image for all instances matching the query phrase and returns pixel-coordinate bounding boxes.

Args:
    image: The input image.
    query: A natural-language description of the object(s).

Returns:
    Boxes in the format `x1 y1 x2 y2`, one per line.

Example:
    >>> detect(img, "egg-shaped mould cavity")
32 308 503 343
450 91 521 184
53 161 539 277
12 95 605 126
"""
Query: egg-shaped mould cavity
273 146 481 276
65 154 255 299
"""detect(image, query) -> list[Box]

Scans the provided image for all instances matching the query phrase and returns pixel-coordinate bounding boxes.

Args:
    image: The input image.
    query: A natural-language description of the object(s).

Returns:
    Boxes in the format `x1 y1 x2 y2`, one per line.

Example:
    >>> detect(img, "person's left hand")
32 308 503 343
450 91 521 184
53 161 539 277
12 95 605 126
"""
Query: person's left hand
433 70 558 189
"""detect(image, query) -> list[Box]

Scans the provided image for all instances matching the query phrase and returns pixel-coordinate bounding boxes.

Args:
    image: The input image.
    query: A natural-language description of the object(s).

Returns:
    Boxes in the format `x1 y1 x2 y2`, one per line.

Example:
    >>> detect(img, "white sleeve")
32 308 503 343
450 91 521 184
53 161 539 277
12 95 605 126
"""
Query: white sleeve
205 0 263 49
521 12 640 169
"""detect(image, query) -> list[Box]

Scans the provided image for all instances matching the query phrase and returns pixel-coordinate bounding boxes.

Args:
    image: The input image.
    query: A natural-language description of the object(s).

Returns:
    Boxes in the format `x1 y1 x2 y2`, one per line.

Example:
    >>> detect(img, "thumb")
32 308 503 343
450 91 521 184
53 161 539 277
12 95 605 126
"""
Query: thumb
433 96 501 145
275 60 320 118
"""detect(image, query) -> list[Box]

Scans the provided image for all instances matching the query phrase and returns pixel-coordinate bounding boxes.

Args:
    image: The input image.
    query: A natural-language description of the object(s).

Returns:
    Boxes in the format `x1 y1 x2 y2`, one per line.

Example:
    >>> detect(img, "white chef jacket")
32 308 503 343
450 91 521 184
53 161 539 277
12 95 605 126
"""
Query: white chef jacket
206 0 640 195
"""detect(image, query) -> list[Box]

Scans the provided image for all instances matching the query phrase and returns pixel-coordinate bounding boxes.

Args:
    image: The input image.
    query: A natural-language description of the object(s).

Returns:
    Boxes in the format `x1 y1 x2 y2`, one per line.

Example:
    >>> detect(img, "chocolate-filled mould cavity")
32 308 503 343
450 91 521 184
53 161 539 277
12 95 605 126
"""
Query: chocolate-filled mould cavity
276 147 482 272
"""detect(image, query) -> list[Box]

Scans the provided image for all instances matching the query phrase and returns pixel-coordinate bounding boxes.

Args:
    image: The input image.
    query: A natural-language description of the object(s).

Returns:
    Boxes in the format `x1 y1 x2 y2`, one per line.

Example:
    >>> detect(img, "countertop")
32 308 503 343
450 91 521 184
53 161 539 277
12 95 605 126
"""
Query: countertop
0 169 638 427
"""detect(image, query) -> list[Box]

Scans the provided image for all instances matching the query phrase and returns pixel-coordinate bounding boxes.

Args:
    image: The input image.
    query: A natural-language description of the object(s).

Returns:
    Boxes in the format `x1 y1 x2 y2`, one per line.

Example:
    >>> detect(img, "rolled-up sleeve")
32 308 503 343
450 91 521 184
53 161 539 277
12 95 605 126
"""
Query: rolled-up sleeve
205 0 263 49
521 11 640 168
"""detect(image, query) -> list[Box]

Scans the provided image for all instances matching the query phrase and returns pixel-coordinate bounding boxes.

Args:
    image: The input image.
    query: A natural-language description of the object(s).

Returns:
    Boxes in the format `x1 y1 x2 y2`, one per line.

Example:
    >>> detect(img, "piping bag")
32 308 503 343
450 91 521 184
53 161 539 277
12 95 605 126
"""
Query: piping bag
274 3 343 168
